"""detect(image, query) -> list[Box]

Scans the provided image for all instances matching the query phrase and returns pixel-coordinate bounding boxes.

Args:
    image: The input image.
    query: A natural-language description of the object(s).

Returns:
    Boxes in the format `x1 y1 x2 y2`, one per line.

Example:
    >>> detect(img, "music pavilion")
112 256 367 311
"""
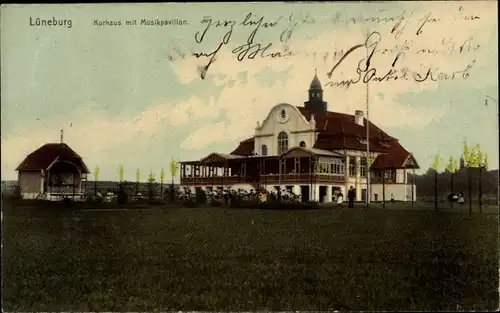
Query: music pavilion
180 73 419 203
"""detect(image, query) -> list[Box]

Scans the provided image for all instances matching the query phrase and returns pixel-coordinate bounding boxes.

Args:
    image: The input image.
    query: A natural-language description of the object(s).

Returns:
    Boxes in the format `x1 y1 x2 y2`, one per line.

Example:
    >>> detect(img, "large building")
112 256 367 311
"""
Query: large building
16 142 89 200
180 73 419 202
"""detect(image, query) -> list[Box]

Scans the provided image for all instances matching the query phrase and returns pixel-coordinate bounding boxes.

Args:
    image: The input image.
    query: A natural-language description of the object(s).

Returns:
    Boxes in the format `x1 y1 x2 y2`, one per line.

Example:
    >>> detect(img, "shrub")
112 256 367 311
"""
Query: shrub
195 188 207 205
62 197 73 207
12 185 22 200
117 190 128 205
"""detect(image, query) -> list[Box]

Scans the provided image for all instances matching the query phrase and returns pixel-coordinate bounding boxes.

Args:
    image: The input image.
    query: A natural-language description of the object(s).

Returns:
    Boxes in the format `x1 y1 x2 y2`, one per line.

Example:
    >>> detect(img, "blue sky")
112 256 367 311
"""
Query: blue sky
1 2 498 181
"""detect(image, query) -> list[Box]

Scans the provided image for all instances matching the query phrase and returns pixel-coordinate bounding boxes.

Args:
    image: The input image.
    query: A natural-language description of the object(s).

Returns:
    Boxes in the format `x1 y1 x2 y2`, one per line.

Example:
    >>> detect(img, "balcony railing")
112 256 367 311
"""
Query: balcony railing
369 177 397 184
181 173 346 185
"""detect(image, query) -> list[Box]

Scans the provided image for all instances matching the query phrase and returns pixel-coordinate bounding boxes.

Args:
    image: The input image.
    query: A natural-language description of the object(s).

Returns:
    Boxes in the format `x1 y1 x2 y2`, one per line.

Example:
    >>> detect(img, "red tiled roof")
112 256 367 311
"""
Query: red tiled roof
16 143 90 173
228 106 417 169
230 137 255 156
371 153 411 170
297 107 393 140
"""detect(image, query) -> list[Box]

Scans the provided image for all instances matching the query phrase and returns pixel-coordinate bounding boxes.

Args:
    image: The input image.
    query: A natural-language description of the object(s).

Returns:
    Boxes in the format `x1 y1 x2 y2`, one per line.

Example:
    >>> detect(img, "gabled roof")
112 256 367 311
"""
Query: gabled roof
281 146 344 158
231 107 409 156
16 143 90 173
371 153 420 170
200 152 245 164
230 137 255 156
297 107 393 140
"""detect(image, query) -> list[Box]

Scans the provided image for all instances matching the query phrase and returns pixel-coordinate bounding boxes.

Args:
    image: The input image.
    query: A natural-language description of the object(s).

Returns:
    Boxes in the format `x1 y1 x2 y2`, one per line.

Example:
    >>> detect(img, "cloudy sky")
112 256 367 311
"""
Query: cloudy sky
1 2 498 181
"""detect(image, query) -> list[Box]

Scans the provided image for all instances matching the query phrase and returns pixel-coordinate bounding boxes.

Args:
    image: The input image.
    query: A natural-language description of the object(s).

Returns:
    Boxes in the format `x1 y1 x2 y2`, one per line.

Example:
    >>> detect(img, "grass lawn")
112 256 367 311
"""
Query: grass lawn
2 202 498 311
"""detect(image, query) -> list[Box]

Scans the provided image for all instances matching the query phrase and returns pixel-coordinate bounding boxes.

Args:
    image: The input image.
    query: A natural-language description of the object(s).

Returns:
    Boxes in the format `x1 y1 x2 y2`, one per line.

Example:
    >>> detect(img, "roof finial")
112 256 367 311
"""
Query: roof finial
60 129 64 144
315 67 317 76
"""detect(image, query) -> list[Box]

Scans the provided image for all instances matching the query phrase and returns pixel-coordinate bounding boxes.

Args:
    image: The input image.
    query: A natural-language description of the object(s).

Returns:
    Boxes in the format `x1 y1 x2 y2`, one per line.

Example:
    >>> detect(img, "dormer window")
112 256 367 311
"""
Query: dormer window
299 141 306 148
379 139 391 148
357 136 367 145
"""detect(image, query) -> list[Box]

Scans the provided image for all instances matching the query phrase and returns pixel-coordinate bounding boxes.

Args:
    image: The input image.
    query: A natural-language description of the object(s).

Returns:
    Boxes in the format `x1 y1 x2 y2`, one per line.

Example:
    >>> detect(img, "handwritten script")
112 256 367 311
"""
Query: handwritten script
166 6 485 86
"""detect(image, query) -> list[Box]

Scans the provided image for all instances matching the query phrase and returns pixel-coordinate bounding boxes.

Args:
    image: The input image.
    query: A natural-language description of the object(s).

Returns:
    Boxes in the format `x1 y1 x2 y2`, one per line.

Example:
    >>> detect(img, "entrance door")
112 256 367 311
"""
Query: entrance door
300 185 310 202
319 185 327 203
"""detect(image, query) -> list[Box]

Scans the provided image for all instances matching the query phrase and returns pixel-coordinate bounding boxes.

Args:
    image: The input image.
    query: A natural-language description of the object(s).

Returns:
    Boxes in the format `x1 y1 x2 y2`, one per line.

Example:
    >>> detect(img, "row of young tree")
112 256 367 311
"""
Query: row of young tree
416 139 494 216
92 160 180 203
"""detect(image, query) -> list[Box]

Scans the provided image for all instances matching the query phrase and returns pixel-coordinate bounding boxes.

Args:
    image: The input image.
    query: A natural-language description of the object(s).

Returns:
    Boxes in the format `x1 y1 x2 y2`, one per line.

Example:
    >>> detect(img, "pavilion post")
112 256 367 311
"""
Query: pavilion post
411 167 415 208
382 170 386 208
72 173 76 201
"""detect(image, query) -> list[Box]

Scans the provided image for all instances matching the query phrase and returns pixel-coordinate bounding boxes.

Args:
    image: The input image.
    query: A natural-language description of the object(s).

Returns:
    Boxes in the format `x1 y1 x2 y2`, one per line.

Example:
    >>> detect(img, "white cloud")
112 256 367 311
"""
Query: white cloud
166 2 496 150
2 2 495 180
0 95 217 178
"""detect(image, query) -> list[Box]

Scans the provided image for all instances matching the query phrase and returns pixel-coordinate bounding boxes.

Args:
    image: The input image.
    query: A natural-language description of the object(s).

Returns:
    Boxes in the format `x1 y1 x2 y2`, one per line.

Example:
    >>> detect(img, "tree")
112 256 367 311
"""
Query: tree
94 166 100 196
147 170 157 200
160 167 165 199
431 154 441 211
462 138 480 217
119 165 124 183
170 159 179 202
445 156 458 209
135 168 141 195
117 165 127 204
472 145 488 213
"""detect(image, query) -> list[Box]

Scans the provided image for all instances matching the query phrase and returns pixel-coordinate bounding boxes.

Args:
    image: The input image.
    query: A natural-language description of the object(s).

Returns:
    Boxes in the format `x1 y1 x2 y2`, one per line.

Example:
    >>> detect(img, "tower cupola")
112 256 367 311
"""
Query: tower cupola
304 69 328 115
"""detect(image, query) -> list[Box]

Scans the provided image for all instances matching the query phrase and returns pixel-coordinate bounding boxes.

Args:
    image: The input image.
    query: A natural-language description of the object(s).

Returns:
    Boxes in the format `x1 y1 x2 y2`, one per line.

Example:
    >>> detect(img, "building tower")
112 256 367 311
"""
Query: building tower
304 69 328 116
459 155 465 169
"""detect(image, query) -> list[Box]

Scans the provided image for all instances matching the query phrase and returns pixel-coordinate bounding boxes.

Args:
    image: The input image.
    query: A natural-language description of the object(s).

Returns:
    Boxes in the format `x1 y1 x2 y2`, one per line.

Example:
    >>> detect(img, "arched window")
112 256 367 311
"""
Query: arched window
299 141 306 148
261 144 268 156
277 132 288 154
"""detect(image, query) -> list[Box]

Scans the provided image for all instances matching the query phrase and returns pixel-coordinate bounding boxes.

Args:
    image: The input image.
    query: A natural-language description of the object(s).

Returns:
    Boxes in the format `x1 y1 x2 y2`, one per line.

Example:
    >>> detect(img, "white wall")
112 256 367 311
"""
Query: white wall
254 103 316 155
18 171 42 196
396 169 406 183
370 184 416 202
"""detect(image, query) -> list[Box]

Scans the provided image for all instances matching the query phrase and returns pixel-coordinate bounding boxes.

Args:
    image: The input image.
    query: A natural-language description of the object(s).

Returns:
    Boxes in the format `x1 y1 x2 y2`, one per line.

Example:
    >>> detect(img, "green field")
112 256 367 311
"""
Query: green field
2 202 498 311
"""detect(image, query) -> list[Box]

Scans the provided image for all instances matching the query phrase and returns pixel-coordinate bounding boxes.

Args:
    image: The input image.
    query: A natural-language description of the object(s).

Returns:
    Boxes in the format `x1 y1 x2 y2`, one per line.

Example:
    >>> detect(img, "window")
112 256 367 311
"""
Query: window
384 169 395 180
349 158 356 177
277 132 288 154
332 158 345 175
280 109 286 119
261 144 268 156
361 189 367 201
299 141 306 148
360 158 367 177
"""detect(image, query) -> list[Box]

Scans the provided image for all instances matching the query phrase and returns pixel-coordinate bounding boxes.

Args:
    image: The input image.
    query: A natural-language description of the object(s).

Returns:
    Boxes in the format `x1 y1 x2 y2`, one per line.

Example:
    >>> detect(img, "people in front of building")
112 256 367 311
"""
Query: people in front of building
337 191 344 207
458 191 465 205
347 186 355 208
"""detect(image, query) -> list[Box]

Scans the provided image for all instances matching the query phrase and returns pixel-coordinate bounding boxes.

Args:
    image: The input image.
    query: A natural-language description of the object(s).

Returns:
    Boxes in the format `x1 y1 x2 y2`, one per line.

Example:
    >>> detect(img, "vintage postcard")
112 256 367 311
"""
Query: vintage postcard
1 2 498 311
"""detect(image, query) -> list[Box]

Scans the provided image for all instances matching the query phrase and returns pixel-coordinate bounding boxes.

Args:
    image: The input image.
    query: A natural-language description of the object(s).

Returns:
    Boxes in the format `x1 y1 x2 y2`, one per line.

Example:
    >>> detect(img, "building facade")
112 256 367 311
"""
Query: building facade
180 74 419 202
16 143 89 200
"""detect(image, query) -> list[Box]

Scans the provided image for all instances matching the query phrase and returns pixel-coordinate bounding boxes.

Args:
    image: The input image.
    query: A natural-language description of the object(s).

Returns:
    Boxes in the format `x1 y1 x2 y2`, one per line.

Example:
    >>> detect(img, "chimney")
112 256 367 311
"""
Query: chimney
354 110 364 126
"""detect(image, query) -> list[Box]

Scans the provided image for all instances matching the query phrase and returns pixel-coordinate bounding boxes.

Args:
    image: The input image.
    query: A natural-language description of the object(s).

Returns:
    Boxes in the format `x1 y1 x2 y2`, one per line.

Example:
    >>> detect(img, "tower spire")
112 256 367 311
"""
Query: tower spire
60 129 64 144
